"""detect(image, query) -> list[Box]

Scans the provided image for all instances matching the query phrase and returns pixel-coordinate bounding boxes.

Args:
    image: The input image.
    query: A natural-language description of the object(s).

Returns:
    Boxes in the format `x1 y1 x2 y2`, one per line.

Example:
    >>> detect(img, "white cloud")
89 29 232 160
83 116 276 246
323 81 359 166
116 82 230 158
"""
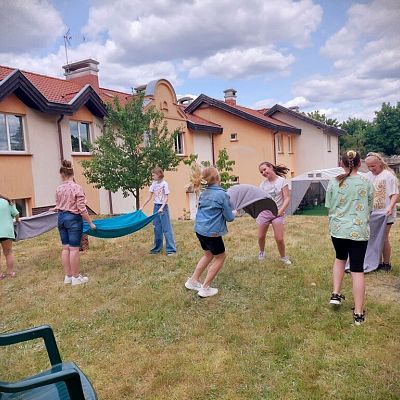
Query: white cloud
295 0 400 121
0 0 65 53
188 47 295 79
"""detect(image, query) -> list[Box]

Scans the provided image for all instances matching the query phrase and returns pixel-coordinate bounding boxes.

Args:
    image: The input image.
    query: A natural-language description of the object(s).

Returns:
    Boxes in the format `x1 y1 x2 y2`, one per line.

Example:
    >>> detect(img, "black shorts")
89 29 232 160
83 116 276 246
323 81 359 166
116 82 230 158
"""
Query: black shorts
196 233 225 255
331 237 368 273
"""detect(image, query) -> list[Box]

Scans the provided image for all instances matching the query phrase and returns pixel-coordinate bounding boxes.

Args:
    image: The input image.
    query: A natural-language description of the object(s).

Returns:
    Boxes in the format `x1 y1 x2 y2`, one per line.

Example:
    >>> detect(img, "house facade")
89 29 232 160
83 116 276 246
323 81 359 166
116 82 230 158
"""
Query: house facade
0 59 344 219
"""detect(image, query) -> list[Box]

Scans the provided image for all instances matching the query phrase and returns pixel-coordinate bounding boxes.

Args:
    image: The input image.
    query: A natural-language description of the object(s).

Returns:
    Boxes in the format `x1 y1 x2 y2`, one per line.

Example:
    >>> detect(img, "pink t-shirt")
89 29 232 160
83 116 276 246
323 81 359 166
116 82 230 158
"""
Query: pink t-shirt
56 180 88 215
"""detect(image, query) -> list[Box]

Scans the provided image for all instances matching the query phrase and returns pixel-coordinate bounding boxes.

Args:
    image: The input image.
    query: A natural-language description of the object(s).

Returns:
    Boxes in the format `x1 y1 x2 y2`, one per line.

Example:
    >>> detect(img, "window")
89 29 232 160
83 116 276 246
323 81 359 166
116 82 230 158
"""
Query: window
174 131 184 155
327 134 331 152
0 113 25 151
288 135 293 153
277 133 283 153
70 121 91 152
15 199 28 217
230 133 238 141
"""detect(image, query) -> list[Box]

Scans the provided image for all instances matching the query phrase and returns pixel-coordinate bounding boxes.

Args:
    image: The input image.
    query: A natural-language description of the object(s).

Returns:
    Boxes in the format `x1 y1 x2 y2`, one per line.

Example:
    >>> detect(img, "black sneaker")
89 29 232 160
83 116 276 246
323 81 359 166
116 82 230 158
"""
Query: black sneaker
380 263 392 272
329 293 345 305
353 309 366 326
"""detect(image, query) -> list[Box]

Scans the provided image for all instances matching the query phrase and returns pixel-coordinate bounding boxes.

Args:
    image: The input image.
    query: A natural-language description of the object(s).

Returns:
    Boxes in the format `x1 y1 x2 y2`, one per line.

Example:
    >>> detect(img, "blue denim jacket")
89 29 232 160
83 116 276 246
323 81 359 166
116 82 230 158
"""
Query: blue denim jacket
195 185 235 237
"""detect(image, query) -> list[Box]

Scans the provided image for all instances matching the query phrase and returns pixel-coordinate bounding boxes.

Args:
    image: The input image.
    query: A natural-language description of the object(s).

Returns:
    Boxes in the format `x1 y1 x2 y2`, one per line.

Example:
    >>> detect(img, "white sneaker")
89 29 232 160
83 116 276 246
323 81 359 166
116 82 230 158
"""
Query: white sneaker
71 274 89 286
280 256 292 265
198 286 218 298
185 278 202 291
258 251 265 261
64 275 72 284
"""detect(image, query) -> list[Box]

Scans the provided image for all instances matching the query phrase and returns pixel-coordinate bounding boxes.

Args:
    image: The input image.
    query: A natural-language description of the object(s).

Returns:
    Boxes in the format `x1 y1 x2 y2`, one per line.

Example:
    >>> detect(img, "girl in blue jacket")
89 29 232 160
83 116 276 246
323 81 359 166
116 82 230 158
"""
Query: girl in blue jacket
185 167 236 297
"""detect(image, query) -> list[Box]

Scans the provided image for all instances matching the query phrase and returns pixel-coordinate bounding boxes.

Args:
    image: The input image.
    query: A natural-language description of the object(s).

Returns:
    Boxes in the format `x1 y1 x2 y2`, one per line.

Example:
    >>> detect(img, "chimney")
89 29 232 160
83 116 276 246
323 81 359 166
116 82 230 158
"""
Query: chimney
63 59 100 92
288 106 300 113
224 88 237 106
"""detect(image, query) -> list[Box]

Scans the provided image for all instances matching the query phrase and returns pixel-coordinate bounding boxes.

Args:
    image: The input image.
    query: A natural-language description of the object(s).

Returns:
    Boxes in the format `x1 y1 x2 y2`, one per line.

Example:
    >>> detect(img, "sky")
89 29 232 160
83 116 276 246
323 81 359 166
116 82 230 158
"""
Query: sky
0 0 399 122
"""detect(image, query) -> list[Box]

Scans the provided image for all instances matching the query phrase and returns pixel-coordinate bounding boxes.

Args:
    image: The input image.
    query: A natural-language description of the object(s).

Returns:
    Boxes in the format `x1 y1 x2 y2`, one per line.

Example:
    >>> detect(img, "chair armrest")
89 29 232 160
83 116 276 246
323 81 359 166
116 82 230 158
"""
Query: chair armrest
0 325 62 365
0 368 86 399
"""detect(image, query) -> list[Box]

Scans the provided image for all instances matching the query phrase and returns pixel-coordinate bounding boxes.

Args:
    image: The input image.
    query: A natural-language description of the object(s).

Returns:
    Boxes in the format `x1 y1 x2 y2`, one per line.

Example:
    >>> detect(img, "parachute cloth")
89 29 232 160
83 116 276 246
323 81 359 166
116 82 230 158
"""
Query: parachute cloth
82 210 157 238
227 184 278 218
15 210 156 240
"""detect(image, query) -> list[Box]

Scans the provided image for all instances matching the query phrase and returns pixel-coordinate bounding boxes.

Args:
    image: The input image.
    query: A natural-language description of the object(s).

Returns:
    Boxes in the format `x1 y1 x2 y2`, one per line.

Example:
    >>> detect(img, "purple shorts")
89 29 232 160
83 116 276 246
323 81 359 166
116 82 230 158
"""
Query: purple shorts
256 210 284 226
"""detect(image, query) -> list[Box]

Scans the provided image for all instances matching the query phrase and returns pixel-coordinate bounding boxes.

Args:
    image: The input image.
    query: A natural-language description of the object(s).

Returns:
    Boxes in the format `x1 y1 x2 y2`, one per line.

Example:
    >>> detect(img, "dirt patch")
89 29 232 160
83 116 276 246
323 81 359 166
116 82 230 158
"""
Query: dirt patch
366 273 400 304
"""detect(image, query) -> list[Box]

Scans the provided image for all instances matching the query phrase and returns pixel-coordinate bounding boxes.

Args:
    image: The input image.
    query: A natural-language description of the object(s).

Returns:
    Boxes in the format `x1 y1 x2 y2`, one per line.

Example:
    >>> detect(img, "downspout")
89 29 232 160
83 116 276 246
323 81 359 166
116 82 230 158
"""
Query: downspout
211 132 215 165
272 129 278 165
57 114 64 161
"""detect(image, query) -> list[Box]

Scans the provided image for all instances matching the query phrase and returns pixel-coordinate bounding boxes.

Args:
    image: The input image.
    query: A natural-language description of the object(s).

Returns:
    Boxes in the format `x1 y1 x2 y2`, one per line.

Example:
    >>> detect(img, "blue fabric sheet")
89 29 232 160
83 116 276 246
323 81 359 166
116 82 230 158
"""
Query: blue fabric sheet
83 210 157 239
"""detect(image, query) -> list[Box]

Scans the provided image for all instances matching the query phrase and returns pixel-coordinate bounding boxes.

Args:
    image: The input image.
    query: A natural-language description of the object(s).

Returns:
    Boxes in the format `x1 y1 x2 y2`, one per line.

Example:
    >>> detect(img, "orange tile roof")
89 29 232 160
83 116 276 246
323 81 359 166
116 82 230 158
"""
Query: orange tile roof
0 65 132 105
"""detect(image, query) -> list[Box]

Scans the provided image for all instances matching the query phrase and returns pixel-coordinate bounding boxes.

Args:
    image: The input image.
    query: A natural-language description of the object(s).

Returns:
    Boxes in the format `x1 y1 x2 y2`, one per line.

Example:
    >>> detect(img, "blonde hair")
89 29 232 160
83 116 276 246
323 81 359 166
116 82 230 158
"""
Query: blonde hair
365 152 395 174
336 150 361 187
202 166 220 185
152 167 164 179
59 160 74 177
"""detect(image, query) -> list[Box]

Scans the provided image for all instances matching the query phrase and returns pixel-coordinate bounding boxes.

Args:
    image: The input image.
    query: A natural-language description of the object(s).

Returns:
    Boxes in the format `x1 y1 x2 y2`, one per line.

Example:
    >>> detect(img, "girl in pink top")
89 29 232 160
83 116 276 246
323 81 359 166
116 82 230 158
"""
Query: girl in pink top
53 160 96 286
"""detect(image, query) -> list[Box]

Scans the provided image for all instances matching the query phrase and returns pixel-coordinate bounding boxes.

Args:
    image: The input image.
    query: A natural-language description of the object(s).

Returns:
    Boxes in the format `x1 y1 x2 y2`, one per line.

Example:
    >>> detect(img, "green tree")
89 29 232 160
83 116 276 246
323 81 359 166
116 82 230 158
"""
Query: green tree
82 93 182 210
305 110 340 127
184 148 237 190
364 102 400 156
339 118 371 156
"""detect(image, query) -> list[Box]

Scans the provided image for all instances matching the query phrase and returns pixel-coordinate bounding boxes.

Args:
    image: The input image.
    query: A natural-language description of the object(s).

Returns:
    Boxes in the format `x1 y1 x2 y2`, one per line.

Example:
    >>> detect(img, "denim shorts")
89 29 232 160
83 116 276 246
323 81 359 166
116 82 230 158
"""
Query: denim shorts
58 211 83 247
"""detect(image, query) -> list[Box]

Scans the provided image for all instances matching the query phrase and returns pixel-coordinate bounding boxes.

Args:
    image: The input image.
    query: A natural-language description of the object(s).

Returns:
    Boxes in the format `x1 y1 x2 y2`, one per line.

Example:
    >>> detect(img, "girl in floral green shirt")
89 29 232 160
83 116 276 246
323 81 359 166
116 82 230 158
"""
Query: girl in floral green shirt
325 150 374 325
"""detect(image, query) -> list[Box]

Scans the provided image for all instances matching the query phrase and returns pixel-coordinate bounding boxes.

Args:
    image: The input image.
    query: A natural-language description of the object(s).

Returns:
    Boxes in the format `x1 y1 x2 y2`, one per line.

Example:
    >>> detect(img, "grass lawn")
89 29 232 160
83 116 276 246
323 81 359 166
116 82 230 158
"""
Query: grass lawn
1 215 399 399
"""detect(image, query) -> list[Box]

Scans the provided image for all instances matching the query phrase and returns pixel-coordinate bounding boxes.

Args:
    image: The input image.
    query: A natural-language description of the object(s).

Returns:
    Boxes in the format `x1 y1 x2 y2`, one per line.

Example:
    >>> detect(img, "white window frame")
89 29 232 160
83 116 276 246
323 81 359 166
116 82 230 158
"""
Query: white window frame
70 121 91 153
230 133 238 142
0 112 25 152
277 133 283 153
174 131 184 155
288 135 293 153
327 134 332 152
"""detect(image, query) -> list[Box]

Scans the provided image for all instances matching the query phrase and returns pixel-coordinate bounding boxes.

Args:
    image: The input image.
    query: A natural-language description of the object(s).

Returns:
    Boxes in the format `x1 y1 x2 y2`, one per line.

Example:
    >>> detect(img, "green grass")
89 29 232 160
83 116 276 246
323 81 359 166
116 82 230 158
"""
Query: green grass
295 205 329 216
1 215 399 399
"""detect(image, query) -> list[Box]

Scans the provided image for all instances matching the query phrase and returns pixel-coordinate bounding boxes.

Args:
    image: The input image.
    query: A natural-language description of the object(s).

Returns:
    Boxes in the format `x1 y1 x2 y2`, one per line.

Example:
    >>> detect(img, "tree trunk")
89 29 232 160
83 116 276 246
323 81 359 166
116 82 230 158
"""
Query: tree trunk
135 187 140 210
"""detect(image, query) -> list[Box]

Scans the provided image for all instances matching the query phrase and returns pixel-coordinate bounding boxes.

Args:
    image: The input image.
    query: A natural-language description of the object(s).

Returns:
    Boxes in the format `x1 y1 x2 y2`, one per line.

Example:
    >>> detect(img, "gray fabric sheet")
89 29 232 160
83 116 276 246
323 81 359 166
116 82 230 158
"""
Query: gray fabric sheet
227 184 278 218
345 211 388 273
15 211 58 241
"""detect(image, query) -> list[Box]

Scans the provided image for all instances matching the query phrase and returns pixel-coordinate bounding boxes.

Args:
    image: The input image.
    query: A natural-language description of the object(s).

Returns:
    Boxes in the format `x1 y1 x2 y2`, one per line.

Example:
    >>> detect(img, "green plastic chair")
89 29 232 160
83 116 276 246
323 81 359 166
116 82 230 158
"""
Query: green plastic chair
0 325 97 400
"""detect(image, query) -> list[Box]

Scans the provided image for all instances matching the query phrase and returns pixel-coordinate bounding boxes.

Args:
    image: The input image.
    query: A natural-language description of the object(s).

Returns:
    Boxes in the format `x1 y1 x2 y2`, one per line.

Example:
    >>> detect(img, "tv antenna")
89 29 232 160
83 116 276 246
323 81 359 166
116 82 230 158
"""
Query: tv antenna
63 29 72 72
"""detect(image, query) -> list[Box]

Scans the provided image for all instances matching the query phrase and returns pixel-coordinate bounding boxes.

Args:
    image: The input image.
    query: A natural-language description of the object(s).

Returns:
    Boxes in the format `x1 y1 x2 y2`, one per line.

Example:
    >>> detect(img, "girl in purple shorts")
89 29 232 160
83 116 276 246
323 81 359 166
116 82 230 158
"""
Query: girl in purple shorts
257 161 291 265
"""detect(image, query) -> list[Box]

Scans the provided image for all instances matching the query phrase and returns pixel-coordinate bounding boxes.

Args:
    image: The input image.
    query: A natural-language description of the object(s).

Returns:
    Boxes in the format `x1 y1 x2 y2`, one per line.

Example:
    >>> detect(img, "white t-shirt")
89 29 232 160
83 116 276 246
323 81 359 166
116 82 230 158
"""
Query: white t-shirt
149 180 170 204
366 169 399 223
259 176 288 209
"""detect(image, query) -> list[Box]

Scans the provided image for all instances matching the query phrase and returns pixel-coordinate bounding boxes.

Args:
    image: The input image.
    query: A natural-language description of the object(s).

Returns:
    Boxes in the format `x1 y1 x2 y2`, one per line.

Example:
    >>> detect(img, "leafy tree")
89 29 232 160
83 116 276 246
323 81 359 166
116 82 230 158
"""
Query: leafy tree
82 93 182 210
184 148 237 191
364 102 400 156
305 110 340 127
339 118 371 156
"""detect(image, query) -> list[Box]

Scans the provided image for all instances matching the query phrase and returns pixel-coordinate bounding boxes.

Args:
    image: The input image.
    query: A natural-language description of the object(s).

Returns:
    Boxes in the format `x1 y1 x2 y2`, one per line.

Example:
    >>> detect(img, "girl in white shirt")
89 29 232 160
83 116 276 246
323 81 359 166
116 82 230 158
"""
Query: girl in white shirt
365 152 399 271
257 161 291 265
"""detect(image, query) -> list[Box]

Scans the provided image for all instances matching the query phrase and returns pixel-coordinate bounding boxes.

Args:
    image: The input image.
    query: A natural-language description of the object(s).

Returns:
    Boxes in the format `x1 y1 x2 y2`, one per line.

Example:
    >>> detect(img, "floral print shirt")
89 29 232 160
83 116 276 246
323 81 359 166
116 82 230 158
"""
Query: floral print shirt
325 175 374 241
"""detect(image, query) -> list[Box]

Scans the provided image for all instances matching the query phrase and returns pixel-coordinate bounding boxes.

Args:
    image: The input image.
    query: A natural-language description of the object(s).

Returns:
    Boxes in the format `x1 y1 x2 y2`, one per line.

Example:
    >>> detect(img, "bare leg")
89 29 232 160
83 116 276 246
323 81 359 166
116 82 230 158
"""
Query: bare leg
351 272 365 314
272 221 285 257
191 251 213 282
69 247 81 277
61 245 71 276
332 258 346 294
202 252 226 288
382 224 392 264
258 224 269 252
1 240 15 275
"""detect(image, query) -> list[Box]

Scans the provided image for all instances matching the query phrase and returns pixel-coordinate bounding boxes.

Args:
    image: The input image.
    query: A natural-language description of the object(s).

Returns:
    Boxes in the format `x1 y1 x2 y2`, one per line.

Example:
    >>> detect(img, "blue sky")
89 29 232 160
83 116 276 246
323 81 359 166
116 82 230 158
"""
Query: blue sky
1 0 399 122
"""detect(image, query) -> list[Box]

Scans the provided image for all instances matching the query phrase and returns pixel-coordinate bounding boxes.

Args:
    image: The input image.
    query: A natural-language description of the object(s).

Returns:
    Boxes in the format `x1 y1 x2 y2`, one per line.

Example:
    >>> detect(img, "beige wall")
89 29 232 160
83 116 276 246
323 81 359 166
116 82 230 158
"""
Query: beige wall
272 111 339 175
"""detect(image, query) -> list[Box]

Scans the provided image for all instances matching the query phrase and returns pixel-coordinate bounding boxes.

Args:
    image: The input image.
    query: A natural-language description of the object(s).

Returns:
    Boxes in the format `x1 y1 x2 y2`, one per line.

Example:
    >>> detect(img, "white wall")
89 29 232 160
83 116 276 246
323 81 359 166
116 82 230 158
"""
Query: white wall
273 111 339 175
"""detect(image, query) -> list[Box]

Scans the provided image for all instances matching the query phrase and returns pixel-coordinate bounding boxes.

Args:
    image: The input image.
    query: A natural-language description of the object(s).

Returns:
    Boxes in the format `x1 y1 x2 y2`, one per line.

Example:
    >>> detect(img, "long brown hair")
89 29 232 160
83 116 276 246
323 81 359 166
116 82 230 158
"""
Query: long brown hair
60 160 74 177
0 194 12 204
259 161 290 178
336 150 361 187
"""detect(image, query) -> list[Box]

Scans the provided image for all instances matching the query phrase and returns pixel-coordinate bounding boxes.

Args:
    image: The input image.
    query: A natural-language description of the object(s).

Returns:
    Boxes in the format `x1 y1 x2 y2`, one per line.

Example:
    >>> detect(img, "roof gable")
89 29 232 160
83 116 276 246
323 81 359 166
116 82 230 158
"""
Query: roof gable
266 104 345 136
185 94 301 134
